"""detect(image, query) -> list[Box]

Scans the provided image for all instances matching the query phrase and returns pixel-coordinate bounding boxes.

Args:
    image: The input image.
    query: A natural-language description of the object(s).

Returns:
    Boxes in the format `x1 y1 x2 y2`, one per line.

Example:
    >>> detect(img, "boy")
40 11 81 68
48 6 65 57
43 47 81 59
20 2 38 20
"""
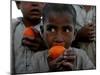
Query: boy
11 1 46 74
73 5 96 65
31 3 95 73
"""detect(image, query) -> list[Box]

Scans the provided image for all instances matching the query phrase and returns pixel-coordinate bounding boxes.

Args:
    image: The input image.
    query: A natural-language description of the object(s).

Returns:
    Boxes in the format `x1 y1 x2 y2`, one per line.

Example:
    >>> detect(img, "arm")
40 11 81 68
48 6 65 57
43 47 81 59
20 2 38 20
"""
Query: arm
75 23 95 42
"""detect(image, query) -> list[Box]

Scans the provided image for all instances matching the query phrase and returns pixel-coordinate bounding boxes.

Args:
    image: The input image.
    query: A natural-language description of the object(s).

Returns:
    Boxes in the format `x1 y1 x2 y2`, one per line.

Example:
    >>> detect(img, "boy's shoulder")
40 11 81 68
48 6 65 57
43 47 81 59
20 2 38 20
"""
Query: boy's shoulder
32 50 48 61
12 17 22 31
72 47 85 53
72 47 88 57
12 17 22 25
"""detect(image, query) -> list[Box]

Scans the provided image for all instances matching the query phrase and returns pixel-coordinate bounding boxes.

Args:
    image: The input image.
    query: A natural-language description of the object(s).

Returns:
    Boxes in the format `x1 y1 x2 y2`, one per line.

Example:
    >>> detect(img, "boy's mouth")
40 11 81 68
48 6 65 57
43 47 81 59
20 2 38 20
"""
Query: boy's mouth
30 9 41 15
52 43 65 46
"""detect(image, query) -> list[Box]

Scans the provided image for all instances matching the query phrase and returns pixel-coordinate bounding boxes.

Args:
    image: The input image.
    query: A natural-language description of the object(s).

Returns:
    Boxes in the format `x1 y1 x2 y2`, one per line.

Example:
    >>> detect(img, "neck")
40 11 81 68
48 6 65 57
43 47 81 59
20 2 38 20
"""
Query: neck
22 17 41 27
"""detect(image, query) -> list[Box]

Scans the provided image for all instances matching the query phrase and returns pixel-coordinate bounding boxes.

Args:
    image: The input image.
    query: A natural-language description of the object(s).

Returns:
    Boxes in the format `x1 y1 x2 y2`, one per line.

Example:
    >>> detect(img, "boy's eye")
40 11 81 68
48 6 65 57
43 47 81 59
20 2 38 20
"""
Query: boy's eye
47 28 56 32
63 27 72 32
51 28 55 32
65 29 70 32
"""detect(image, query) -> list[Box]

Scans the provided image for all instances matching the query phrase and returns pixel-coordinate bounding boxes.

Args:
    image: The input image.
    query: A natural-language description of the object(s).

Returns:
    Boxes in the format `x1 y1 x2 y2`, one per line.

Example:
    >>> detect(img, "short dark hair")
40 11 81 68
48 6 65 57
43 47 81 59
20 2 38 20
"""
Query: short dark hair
43 3 76 25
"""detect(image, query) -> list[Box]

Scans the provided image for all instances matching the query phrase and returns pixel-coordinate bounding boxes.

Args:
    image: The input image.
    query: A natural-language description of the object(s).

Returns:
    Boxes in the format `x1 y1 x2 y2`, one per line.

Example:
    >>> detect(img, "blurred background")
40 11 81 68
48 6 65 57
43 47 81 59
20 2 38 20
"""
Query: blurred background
12 1 22 18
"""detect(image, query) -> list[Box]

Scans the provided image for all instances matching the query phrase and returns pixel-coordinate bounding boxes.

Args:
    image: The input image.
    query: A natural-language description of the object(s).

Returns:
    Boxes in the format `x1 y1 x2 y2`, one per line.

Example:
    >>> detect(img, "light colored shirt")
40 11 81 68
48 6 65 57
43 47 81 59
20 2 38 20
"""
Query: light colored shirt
31 47 95 73
12 17 43 74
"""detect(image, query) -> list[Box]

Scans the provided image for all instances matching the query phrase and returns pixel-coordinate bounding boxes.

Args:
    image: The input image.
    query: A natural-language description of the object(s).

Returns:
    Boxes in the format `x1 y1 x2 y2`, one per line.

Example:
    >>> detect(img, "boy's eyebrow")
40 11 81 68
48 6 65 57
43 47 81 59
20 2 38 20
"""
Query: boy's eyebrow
62 25 73 28
46 24 57 28
61 24 73 28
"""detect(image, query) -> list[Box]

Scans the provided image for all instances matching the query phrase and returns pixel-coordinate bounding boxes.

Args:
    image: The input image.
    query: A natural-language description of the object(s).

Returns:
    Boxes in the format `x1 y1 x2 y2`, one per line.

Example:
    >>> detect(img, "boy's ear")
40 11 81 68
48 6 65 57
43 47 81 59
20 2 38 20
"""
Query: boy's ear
15 1 21 9
40 26 44 33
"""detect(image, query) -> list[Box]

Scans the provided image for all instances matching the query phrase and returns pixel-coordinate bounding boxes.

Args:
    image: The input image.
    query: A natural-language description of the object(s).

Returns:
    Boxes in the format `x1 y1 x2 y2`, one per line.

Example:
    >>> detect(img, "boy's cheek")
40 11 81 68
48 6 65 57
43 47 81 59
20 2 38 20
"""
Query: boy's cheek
64 36 75 48
43 33 53 47
46 36 53 47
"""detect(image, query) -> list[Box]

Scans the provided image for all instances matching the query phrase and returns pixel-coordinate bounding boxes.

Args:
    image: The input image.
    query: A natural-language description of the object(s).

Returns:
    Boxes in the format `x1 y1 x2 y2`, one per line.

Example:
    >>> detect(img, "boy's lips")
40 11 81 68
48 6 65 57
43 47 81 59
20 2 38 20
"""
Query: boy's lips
52 43 65 46
30 9 41 15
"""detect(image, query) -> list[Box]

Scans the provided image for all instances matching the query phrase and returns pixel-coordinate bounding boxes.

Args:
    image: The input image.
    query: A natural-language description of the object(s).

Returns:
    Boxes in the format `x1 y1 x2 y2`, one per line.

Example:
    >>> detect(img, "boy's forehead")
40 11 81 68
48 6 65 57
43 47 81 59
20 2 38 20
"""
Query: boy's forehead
48 11 73 17
46 11 73 24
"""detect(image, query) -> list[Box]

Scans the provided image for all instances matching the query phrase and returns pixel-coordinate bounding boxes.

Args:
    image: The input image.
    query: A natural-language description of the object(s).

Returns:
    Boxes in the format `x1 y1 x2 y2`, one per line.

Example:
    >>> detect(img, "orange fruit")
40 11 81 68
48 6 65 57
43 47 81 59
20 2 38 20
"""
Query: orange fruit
48 46 65 60
23 26 37 38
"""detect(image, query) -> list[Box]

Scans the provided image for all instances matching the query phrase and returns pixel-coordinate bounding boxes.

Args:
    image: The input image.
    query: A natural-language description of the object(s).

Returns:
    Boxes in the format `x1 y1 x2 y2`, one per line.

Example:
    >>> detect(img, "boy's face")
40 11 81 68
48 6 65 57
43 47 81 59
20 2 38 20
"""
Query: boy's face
17 1 45 20
43 12 75 49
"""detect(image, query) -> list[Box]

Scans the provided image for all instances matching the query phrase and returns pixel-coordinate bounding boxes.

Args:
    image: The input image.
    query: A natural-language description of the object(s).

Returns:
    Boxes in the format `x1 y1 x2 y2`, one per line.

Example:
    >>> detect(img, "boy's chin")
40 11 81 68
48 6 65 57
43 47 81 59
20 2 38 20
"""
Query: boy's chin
30 17 41 24
30 15 41 20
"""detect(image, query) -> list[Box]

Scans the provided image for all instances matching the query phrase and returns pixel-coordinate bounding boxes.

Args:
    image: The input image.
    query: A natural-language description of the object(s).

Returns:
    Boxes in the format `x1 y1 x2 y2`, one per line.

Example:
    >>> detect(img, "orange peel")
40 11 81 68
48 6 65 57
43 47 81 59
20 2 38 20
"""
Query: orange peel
23 26 38 39
49 46 65 59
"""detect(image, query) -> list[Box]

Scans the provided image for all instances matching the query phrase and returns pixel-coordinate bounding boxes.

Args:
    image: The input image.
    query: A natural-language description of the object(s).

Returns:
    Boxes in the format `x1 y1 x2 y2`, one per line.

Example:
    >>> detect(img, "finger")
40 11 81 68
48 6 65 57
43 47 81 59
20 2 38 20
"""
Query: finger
56 60 65 70
48 55 64 64
92 24 96 28
62 61 73 67
88 24 96 30
87 26 95 31
89 38 95 42
63 48 72 54
88 31 95 35
22 39 33 46
23 36 35 40
63 56 76 63
61 61 73 71
32 37 43 43
84 24 94 30
23 36 43 44
89 34 95 38
22 36 35 42
22 39 40 47
88 23 94 27
55 55 64 62
64 49 75 56
63 55 76 60
89 34 96 41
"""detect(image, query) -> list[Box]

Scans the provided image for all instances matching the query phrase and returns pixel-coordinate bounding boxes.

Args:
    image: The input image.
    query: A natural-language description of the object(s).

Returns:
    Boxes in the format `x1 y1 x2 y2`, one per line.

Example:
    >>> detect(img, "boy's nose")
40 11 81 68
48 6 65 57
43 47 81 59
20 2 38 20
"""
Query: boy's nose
54 33 64 43
31 2 40 6
31 2 45 7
